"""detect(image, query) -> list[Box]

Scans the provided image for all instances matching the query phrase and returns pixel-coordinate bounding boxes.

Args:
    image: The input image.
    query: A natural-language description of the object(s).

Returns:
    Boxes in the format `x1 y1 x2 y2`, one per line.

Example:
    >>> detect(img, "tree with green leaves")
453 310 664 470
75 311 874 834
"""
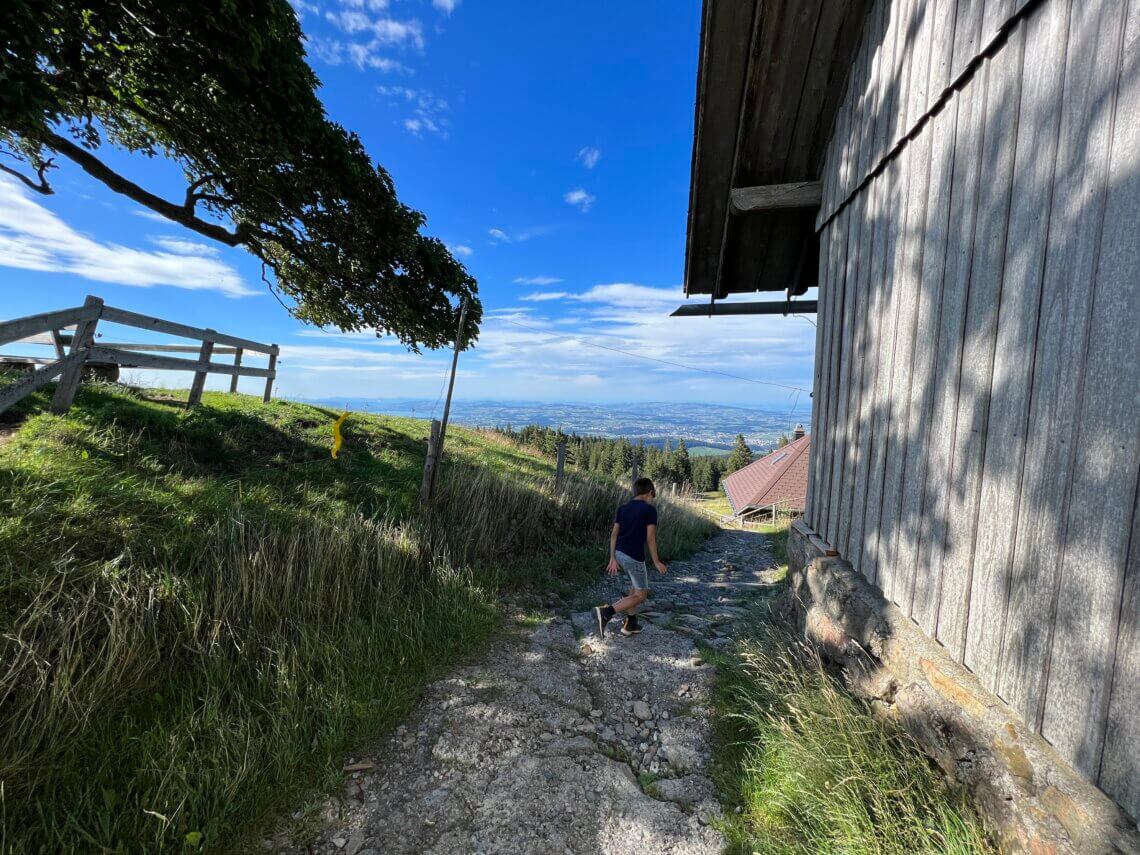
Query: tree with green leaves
672 438 692 485
0 0 479 350
725 434 753 475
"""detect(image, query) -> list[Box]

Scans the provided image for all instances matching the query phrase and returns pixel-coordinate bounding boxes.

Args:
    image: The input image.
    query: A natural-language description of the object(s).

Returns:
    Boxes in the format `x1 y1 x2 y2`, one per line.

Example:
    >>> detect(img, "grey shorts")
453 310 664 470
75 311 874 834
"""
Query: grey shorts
615 551 649 591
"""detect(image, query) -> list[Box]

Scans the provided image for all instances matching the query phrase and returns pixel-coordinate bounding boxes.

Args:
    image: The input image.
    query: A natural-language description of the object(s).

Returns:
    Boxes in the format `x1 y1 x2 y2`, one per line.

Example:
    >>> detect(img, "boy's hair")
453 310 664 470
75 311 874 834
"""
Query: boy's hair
633 477 656 497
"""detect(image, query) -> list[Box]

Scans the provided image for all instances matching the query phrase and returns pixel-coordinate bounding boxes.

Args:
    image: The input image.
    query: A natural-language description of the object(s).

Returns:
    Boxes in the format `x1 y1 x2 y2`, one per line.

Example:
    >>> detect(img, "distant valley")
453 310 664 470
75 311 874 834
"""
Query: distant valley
309 398 813 454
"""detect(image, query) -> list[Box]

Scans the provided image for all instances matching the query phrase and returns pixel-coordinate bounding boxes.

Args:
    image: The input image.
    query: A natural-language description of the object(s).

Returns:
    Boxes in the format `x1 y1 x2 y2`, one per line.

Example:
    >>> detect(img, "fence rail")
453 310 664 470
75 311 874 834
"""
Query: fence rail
0 295 278 416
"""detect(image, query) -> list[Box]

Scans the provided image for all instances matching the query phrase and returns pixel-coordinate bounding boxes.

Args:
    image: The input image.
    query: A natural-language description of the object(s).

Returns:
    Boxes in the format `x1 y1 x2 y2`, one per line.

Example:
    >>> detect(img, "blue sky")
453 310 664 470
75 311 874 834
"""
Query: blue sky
0 0 816 409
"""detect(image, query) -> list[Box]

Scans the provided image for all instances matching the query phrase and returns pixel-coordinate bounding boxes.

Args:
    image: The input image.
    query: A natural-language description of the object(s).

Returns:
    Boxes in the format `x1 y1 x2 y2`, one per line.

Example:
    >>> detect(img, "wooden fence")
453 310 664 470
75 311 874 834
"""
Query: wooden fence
0 295 278 416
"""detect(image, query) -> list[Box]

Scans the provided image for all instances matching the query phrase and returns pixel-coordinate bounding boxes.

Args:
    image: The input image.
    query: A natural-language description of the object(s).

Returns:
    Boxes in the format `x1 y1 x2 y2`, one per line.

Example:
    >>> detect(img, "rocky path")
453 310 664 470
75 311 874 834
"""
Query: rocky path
268 528 779 855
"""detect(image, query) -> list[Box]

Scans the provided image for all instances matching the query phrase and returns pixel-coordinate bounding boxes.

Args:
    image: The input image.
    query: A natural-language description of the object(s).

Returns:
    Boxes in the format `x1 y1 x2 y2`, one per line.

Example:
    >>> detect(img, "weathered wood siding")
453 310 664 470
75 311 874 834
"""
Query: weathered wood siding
806 0 1140 819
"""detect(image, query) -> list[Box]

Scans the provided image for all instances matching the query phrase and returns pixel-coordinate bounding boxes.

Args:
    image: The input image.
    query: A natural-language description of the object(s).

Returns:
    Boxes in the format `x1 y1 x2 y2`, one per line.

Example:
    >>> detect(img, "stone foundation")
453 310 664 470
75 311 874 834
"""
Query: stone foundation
785 520 1140 855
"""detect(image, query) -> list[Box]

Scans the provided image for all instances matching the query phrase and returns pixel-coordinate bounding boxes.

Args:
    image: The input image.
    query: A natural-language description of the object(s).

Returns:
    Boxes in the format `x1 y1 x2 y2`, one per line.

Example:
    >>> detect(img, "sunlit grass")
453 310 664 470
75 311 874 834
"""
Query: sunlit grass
0 382 716 851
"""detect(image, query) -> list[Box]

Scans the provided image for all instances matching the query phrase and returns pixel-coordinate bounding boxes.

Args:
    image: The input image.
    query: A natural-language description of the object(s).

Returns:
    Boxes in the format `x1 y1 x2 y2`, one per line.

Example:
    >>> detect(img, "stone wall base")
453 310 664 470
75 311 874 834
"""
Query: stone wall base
785 519 1139 855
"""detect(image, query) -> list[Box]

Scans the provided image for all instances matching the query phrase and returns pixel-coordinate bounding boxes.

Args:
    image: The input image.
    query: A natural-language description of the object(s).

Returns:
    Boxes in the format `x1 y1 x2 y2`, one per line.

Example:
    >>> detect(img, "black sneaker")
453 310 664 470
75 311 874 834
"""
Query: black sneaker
620 615 642 636
593 605 615 638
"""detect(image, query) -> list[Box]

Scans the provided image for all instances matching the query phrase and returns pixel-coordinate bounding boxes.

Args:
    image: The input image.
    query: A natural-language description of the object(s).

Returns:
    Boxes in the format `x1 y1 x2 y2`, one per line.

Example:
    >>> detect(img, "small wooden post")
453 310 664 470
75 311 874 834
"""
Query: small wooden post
50 295 102 414
429 298 468 501
555 440 567 493
420 419 442 504
229 347 243 394
631 459 639 492
263 345 278 402
187 332 215 406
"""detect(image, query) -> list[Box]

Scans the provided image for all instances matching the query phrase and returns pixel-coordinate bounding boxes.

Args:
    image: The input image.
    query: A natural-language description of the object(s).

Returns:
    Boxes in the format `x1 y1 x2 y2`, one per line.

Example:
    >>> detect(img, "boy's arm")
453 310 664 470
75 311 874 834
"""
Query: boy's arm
606 523 620 574
647 525 667 573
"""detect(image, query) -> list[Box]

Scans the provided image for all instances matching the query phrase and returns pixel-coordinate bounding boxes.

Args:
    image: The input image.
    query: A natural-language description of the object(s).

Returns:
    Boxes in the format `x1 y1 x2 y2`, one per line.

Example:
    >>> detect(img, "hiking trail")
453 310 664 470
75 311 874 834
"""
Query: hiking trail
267 528 780 854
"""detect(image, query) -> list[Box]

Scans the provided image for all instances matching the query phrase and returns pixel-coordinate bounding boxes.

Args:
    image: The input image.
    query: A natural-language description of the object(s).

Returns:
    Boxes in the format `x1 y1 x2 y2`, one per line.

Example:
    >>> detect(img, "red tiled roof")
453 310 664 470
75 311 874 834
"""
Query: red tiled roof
722 433 811 514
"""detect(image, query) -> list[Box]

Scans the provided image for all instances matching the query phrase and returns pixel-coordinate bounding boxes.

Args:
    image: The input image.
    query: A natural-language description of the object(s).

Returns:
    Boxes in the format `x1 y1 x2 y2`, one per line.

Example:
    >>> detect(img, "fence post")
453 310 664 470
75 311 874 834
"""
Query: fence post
555 440 567 493
50 329 67 359
631 459 639 492
263 345 279 403
50 295 102 415
420 419 442 504
229 347 243 394
187 331 215 406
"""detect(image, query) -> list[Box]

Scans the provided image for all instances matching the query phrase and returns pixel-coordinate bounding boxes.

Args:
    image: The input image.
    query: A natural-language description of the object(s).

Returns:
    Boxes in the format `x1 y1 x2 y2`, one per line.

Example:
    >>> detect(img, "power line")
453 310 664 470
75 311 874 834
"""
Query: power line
497 317 811 394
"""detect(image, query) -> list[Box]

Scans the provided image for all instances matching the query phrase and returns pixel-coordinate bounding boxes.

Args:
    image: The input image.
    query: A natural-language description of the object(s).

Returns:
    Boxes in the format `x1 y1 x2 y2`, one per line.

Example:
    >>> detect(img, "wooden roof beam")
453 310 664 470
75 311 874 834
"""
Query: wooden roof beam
670 300 818 318
729 181 823 213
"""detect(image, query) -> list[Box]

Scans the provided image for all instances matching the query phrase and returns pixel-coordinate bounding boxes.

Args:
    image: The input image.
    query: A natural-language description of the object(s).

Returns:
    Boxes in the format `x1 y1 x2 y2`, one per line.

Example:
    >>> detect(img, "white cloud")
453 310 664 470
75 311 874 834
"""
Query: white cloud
433 0 459 12
564 188 596 212
577 146 601 169
378 86 449 137
0 177 256 297
448 244 473 257
513 276 563 285
340 0 389 10
149 236 220 257
133 209 172 223
289 0 320 17
487 225 553 243
310 37 410 72
520 291 571 302
324 10 423 47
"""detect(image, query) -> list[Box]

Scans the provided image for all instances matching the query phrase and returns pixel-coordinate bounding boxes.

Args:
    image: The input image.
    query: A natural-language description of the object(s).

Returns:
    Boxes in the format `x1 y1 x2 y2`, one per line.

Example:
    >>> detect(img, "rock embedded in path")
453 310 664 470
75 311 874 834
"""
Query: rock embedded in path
633 700 651 721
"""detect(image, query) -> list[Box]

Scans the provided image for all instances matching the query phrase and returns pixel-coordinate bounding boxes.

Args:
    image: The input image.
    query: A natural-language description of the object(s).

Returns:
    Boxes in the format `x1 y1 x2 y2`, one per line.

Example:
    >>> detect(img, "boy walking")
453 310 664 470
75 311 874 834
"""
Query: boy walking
594 477 668 638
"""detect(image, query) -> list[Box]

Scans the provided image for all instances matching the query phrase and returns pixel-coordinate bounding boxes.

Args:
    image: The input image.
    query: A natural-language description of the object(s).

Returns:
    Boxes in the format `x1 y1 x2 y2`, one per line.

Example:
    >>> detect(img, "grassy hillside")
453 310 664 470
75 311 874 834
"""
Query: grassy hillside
0 382 716 852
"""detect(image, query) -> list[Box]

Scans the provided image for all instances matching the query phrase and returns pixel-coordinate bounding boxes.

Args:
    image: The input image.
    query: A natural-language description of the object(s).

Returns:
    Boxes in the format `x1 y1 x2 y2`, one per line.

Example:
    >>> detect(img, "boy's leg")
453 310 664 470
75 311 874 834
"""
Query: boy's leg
594 553 648 638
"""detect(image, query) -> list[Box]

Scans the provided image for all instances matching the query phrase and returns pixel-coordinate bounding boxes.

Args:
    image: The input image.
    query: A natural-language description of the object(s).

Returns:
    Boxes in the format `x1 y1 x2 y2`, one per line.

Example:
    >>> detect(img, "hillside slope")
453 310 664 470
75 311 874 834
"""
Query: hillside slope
0 382 716 852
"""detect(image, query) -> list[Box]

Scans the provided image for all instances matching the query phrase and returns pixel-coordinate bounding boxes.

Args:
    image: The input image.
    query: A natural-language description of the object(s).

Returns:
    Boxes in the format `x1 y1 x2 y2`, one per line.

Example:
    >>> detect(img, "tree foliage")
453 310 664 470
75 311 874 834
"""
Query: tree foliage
725 433 753 475
0 0 479 350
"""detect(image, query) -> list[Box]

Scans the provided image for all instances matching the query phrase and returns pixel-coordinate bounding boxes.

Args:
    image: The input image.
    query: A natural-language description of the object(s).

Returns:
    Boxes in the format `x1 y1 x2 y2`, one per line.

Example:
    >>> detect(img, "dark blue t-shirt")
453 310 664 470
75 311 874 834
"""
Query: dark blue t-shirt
614 499 658 562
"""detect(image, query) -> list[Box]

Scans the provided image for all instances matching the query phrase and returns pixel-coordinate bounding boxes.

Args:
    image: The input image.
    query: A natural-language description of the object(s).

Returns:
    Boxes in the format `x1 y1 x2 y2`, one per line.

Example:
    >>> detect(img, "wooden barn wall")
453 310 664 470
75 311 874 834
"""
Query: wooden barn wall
804 0 1140 818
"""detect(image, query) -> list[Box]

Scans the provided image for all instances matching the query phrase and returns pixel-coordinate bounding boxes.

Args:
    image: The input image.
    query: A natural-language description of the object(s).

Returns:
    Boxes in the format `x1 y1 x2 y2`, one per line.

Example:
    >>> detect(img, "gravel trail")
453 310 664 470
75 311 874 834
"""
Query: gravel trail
266 527 779 855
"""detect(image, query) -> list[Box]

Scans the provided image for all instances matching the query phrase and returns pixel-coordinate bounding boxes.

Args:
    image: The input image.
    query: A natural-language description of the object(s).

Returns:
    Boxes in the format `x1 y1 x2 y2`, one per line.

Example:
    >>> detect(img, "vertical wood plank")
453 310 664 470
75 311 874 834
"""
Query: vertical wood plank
998 0 1118 726
1099 479 1140 818
905 0 935 135
187 335 215 407
964 1 1068 690
838 192 870 557
263 347 278 403
876 140 923 605
1041 0 1135 777
913 67 984 636
859 156 905 589
929 0 960 96
823 209 851 544
846 169 885 574
806 221 830 523
809 222 838 530
832 194 864 553
229 348 243 394
939 32 1024 662
951 0 985 83
899 104 956 621
49 295 102 415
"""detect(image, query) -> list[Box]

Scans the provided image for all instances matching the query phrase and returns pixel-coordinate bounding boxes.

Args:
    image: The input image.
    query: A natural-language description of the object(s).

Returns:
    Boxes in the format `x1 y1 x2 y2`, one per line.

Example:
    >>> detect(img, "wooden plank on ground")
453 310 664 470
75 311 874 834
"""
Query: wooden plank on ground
964 1 1066 691
1041 0 1136 777
998 0 1118 727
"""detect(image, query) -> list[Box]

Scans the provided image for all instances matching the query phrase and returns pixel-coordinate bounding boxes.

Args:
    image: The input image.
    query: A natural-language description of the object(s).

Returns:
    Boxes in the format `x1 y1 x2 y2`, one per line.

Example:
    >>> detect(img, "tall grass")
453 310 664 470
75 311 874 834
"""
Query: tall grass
713 610 993 854
0 385 716 851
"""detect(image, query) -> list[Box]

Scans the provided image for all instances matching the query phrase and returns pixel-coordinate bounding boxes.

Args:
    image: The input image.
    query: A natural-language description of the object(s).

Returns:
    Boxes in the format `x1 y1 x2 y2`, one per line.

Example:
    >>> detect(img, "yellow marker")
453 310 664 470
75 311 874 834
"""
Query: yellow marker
331 411 348 459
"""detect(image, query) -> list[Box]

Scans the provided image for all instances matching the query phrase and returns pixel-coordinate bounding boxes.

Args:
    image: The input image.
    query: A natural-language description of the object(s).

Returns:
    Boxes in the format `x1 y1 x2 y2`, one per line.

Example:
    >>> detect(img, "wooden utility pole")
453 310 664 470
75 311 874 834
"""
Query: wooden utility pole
423 297 469 502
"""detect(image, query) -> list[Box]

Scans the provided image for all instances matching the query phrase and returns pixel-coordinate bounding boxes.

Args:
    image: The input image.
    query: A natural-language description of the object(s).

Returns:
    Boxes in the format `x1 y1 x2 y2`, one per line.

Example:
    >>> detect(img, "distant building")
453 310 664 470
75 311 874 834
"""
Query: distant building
722 425 809 519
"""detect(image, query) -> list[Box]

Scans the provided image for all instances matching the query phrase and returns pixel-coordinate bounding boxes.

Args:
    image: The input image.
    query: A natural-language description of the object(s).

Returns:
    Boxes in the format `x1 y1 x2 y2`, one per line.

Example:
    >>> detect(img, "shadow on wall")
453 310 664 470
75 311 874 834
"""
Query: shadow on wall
807 0 1138 817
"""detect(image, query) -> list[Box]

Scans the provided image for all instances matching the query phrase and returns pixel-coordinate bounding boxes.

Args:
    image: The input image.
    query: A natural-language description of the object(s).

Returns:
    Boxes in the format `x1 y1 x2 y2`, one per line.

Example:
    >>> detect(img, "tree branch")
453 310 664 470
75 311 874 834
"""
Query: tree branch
0 155 54 194
42 131 246 247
